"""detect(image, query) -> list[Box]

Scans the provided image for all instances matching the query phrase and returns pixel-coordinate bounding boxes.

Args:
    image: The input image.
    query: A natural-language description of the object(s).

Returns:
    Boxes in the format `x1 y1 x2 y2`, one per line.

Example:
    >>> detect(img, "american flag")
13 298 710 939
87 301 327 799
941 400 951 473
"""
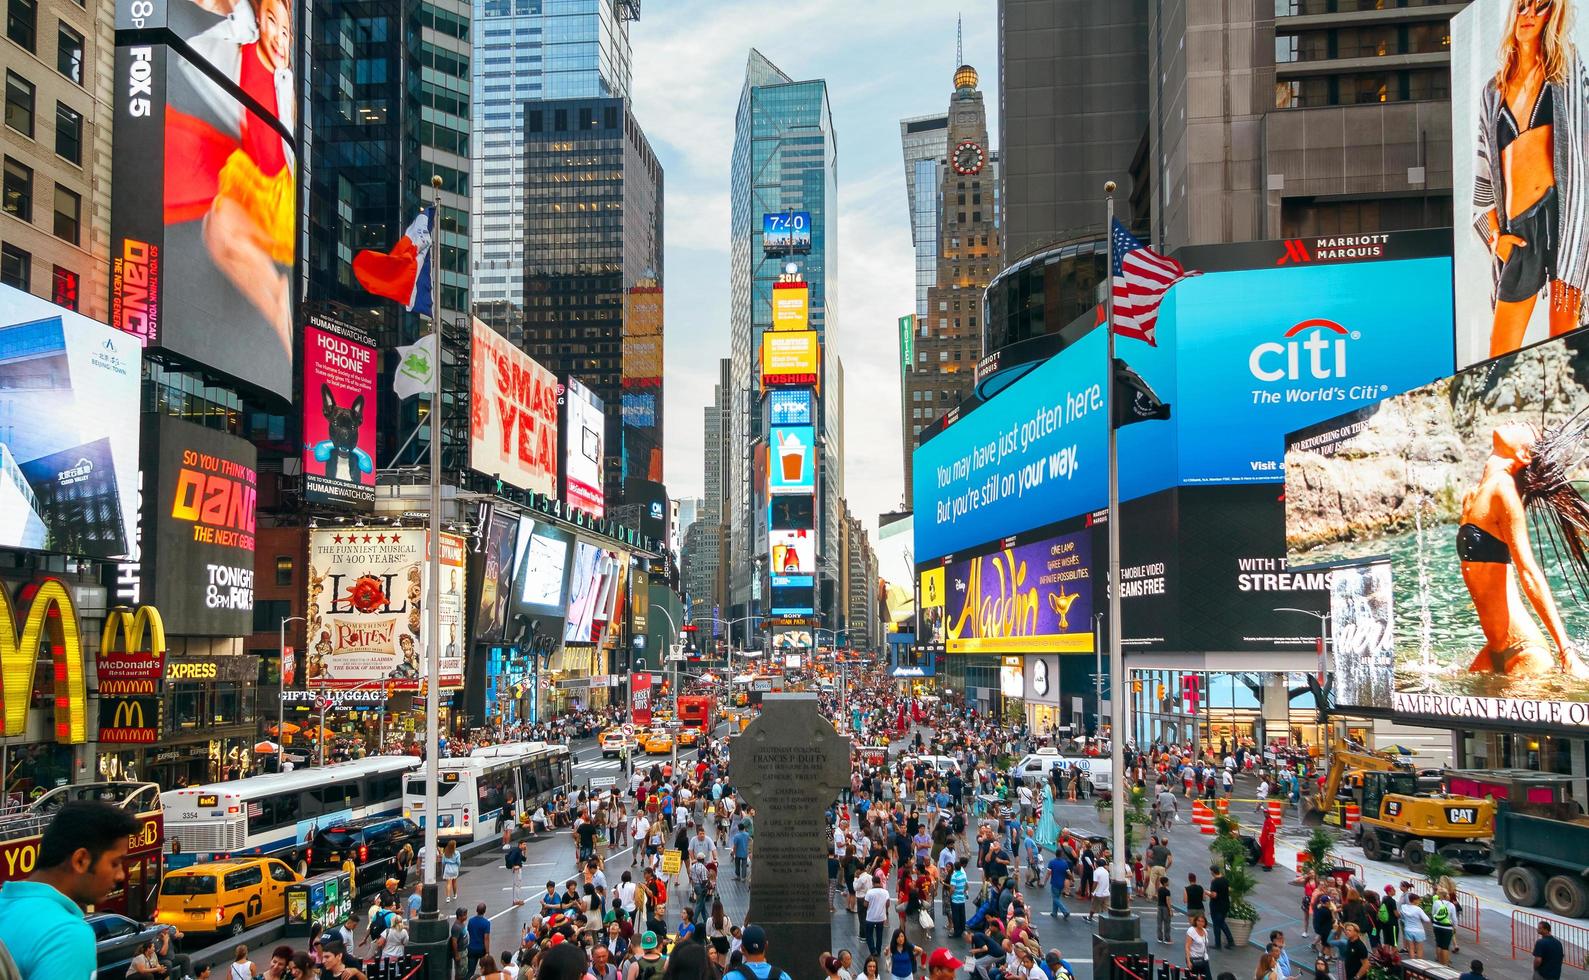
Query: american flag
1110 219 1196 346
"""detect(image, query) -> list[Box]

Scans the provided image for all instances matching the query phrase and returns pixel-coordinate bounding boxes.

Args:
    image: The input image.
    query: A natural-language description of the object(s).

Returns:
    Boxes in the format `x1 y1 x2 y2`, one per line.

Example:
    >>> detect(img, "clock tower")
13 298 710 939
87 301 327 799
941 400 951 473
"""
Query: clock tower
901 64 1001 507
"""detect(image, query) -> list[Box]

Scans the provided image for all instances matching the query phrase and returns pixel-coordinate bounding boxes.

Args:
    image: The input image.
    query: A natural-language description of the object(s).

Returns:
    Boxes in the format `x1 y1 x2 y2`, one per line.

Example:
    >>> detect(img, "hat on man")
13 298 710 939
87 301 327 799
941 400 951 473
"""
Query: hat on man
640 931 660 951
927 949 964 972
741 924 768 954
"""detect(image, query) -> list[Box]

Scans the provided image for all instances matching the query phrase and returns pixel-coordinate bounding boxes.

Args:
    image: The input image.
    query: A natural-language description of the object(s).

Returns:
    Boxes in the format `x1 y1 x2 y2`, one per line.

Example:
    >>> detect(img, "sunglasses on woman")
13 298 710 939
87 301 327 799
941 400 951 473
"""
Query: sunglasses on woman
1519 0 1555 13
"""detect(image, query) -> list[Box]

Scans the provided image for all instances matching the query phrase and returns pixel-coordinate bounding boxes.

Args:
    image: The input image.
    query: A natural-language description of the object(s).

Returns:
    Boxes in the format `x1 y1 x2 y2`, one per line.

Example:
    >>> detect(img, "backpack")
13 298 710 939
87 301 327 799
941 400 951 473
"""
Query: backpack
1377 903 1389 924
731 962 785 980
635 956 667 980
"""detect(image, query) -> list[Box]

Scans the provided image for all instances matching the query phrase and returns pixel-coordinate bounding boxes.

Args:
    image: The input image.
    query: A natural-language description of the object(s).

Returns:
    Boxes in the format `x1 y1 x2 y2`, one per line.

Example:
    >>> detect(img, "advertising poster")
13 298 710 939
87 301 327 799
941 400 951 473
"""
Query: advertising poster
1327 559 1396 710
143 416 257 635
768 426 815 493
469 318 558 495
563 541 603 644
471 509 519 643
773 627 812 652
110 43 296 399
1286 331 1589 727
563 377 605 517
305 528 466 690
943 527 1095 654
918 567 945 645
760 331 820 388
97 650 164 744
770 528 815 577
301 315 377 508
630 671 653 726
771 281 809 331
769 390 813 426
762 211 812 253
769 574 814 616
0 286 142 559
512 518 572 617
1452 0 1589 368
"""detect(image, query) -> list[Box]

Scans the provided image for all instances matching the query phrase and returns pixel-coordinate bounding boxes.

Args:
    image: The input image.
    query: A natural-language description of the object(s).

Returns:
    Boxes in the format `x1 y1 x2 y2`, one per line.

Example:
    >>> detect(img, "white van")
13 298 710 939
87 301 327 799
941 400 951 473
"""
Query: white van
1013 751 1113 794
904 754 963 776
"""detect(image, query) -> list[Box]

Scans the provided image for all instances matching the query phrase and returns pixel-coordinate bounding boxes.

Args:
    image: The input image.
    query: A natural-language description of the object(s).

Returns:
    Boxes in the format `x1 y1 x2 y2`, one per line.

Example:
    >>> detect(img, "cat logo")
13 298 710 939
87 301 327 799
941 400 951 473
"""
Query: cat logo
0 580 86 743
1446 807 1478 825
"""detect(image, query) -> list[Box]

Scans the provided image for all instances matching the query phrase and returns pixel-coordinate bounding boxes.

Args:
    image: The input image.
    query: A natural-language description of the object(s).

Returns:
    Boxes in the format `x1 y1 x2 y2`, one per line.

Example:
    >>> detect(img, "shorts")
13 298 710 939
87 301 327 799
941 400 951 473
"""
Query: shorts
1434 925 1455 951
1498 187 1560 302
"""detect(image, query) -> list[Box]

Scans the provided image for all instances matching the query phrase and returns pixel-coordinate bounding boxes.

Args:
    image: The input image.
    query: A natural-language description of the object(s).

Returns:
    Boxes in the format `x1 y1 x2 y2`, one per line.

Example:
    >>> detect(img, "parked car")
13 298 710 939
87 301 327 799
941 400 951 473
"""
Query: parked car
89 913 166 973
307 815 423 888
154 857 301 936
599 729 635 758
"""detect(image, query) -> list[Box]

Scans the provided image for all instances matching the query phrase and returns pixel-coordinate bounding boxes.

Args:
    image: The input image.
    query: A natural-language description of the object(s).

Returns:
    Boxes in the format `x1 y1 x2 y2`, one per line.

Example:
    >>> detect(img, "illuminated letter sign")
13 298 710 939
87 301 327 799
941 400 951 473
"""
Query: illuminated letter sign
0 581 87 743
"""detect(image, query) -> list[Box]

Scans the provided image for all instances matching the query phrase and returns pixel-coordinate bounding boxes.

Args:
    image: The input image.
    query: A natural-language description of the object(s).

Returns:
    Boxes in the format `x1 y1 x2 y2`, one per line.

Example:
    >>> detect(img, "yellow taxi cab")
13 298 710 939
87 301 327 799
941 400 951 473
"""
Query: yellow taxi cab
600 728 635 757
641 729 675 754
155 857 301 936
675 727 700 747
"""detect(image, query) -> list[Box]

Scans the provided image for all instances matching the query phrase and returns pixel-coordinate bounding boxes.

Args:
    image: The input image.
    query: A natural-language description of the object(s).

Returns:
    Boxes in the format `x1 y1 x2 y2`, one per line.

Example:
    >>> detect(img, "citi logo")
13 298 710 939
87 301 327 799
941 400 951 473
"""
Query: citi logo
1276 240 1312 265
1249 318 1357 382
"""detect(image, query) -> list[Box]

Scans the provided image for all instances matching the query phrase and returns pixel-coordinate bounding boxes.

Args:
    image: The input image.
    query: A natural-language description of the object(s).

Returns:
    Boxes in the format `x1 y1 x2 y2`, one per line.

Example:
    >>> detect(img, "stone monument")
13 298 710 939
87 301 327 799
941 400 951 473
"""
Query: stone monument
733 693 850 980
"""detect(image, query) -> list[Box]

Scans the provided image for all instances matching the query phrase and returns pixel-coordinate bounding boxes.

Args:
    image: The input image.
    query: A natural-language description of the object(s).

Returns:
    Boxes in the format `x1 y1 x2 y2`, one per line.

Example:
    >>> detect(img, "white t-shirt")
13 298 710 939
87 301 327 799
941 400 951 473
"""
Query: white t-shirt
1186 926 1208 961
854 870 873 897
1400 903 1431 938
618 880 638 912
865 885 891 922
1091 865 1110 894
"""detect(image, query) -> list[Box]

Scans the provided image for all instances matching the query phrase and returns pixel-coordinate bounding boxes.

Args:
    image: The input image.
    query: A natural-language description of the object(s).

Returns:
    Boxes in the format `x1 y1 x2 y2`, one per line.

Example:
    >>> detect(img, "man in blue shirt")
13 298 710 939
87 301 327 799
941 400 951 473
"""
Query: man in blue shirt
728 925 792 980
0 801 140 980
466 901 492 977
1044 852 1073 920
730 823 752 881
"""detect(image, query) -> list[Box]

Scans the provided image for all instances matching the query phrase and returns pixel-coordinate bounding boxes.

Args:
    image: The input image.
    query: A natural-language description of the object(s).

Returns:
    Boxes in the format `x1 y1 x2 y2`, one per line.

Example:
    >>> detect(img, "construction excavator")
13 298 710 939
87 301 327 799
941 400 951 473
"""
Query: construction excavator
1307 736 1494 871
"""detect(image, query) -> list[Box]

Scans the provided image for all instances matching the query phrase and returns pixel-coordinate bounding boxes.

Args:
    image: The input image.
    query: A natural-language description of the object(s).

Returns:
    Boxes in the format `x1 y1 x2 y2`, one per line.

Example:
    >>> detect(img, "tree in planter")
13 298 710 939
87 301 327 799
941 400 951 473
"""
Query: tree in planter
1210 812 1261 942
1095 785 1153 857
1302 827 1340 879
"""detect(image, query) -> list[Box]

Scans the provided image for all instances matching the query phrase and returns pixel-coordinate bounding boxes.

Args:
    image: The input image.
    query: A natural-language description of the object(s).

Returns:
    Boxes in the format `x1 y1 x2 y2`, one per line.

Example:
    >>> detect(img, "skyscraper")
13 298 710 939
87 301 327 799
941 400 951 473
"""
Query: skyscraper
681 358 731 637
728 50 839 640
471 0 637 327
900 113 948 321
900 64 1000 508
518 97 663 506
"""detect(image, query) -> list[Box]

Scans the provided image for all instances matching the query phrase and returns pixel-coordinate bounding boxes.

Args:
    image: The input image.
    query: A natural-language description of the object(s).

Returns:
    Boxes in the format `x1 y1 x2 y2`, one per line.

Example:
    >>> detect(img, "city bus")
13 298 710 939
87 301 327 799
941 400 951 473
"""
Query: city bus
161 756 419 867
0 782 164 918
402 741 571 845
676 695 714 734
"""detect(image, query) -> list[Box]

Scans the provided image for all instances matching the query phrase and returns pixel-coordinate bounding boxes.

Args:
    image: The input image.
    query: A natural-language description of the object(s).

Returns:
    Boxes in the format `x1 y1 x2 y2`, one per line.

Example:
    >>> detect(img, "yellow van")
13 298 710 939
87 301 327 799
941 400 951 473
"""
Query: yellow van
155 857 300 936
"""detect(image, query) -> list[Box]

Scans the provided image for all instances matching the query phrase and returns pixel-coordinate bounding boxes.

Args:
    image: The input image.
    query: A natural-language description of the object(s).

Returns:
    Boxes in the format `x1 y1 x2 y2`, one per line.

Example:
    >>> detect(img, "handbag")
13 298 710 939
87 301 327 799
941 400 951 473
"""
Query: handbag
918 908 935 930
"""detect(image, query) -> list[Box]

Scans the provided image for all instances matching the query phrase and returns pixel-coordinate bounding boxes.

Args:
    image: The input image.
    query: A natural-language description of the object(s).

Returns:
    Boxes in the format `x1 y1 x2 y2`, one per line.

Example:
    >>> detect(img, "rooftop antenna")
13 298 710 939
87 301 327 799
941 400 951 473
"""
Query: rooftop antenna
956 13 962 67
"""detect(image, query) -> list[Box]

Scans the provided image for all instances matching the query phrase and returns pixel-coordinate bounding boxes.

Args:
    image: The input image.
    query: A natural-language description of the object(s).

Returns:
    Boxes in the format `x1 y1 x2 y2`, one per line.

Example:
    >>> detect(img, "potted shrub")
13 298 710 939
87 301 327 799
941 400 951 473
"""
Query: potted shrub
1302 827 1339 879
1210 811 1261 946
1095 785 1152 855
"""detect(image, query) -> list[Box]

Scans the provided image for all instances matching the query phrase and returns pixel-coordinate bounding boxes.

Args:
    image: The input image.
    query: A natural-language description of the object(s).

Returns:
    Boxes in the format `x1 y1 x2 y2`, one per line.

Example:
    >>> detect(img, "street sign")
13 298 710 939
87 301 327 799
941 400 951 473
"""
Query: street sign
589 775 617 789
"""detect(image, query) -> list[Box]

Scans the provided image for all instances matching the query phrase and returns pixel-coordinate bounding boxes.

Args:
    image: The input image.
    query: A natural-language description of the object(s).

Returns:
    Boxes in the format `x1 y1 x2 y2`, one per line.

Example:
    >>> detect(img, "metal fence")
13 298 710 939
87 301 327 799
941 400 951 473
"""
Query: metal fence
1512 910 1589 971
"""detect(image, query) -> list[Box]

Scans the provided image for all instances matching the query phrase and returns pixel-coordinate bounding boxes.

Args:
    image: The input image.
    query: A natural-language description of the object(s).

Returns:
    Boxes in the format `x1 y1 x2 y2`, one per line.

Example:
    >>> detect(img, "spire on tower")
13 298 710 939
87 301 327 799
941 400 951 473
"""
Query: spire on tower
956 14 962 69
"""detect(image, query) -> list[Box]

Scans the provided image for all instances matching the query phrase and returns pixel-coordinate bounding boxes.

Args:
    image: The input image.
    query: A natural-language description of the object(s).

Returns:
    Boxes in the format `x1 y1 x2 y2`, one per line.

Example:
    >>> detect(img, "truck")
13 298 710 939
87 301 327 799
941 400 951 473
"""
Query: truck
676 694 715 734
1447 770 1589 918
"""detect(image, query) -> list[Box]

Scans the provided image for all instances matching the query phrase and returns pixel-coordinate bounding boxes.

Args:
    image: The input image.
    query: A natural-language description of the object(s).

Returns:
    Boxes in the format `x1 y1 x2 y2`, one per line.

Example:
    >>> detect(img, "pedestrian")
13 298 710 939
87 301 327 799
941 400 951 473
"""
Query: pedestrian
318 941 367 980
1399 892 1430 960
1458 960 1486 980
1088 859 1110 921
1533 921 1565 980
1185 913 1212 980
1208 865 1235 950
1343 924 1371 980
227 945 255 980
441 839 462 900
1431 891 1457 965
466 902 492 977
863 874 891 958
1155 872 1174 945
377 914 409 960
0 801 140 980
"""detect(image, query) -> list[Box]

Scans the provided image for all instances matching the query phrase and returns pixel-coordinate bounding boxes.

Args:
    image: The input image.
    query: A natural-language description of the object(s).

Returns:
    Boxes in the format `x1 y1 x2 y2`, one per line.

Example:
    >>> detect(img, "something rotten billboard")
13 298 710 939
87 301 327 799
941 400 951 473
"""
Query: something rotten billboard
306 528 467 690
469 318 557 495
110 42 296 400
141 416 258 635
302 315 377 508
0 286 142 559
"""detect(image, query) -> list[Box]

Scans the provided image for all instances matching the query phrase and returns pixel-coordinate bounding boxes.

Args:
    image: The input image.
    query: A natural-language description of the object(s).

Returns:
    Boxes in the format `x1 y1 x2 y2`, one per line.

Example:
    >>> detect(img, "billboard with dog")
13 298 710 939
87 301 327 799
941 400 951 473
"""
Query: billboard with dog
301 314 377 509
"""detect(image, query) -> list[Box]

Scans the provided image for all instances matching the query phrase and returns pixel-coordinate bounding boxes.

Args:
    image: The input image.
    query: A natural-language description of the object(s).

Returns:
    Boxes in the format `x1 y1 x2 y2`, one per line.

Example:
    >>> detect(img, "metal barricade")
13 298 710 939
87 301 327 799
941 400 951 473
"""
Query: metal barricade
1455 888 1481 943
1512 910 1589 971
1113 954 1153 980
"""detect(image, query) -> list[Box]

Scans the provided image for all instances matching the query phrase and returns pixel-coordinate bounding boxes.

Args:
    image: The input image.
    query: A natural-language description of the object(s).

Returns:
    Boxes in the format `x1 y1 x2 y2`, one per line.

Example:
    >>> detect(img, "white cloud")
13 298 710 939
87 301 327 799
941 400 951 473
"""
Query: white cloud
638 0 1000 546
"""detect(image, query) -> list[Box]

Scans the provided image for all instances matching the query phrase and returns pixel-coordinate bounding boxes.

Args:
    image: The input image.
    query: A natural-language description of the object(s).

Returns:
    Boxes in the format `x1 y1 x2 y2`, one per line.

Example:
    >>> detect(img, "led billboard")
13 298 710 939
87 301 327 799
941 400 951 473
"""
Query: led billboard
770 528 815 577
769 574 815 616
769 389 813 426
1286 331 1589 727
512 517 573 618
761 331 819 388
563 377 605 518
762 211 812 254
0 287 142 559
306 528 466 690
470 318 558 495
768 426 815 494
471 509 519 644
771 281 809 331
563 541 603 644
110 43 295 399
301 315 377 509
942 526 1095 654
143 416 257 635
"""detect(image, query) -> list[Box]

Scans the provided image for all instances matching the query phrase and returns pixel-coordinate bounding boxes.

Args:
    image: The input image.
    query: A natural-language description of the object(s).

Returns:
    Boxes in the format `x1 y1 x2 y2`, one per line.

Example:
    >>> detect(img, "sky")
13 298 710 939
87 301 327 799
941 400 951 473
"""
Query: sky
630 0 1000 547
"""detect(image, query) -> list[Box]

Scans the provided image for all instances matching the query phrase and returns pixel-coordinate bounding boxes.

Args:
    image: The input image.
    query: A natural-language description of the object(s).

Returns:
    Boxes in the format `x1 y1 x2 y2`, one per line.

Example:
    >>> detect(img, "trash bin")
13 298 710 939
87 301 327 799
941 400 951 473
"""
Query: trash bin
284 868 355 938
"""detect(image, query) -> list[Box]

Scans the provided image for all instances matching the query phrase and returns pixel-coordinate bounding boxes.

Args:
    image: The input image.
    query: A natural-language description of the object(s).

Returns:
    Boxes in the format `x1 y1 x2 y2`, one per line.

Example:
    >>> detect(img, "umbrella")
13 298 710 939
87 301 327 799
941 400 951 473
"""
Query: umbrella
254 740 281 754
267 722 301 736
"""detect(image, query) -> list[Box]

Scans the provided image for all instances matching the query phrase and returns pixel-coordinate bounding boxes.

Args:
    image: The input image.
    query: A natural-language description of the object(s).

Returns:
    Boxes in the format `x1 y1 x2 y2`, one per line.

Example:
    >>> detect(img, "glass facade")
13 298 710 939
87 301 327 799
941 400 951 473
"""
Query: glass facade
471 0 633 318
728 51 839 623
982 237 1108 356
1129 668 1336 751
519 97 662 505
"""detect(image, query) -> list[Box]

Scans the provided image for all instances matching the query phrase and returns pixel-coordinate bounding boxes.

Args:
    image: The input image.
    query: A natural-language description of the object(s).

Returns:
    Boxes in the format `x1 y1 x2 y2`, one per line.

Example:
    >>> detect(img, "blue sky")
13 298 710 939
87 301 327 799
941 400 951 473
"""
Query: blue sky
630 0 999 545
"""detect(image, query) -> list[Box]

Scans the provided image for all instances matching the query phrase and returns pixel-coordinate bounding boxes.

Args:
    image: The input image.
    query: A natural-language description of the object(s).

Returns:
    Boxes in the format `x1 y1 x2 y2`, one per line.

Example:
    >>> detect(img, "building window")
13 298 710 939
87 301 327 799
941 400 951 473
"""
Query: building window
5 71 34 137
2 156 30 220
6 0 34 51
54 102 79 163
52 184 79 243
0 242 29 289
275 556 294 586
50 264 77 308
55 22 82 83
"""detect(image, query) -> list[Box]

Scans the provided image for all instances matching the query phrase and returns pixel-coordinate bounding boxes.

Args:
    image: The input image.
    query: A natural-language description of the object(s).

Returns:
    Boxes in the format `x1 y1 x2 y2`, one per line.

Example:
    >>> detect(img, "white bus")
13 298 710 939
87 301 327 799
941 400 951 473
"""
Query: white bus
161 756 420 867
402 742 572 844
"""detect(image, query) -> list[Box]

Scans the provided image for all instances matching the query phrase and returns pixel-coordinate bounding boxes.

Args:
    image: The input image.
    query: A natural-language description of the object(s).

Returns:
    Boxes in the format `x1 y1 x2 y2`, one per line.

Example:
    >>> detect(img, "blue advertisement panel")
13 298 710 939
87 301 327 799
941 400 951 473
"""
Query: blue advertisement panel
769 390 813 426
944 527 1095 654
762 211 812 253
770 573 815 616
769 425 816 494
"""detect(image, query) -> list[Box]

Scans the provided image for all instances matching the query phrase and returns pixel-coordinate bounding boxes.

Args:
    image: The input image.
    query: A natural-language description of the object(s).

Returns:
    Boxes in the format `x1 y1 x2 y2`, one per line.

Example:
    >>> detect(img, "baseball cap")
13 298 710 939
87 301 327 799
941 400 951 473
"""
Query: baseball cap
741 924 768 954
928 949 964 972
640 931 660 951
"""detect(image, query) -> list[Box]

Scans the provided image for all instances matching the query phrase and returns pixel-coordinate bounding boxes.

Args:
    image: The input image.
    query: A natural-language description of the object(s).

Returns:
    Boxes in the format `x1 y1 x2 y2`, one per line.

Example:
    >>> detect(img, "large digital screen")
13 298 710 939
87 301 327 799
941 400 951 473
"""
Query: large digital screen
771 281 809 331
470 317 558 495
761 331 819 388
769 426 815 494
306 528 466 690
942 527 1095 654
471 509 519 643
1286 331 1589 727
513 518 572 616
563 377 605 518
1452 0 1587 369
1328 558 1395 711
770 528 816 577
769 389 813 426
0 287 142 559
110 43 295 399
769 573 815 616
762 211 812 254
563 541 603 644
769 494 814 531
302 315 376 509
144 416 257 635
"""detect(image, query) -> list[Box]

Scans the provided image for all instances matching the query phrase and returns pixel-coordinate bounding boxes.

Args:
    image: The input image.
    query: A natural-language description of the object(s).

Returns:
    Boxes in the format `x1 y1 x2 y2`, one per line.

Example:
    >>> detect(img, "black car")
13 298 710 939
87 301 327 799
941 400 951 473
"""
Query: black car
88 913 166 976
307 815 422 890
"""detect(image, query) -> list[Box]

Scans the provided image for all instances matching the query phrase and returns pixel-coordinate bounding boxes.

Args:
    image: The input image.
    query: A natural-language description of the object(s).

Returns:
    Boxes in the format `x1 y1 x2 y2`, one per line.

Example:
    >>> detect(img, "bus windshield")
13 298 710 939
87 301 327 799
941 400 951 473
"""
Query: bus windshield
405 778 461 798
161 875 216 895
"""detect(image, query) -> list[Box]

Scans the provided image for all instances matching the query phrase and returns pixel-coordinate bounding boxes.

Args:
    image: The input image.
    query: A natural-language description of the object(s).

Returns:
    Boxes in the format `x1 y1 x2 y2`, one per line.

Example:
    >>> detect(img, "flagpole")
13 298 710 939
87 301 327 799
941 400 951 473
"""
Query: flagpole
423 174 443 893
1104 180 1127 884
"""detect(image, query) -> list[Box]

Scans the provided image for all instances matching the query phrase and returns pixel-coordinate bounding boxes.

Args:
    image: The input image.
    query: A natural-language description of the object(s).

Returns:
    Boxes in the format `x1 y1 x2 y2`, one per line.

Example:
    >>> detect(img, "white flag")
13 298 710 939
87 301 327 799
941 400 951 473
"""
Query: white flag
392 333 437 400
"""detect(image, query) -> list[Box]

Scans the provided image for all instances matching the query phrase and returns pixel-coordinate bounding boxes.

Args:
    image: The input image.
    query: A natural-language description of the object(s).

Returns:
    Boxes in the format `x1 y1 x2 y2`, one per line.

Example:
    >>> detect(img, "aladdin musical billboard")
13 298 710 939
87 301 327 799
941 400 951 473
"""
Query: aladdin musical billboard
301 315 377 509
938 524 1096 655
306 528 466 690
0 286 142 559
109 42 295 399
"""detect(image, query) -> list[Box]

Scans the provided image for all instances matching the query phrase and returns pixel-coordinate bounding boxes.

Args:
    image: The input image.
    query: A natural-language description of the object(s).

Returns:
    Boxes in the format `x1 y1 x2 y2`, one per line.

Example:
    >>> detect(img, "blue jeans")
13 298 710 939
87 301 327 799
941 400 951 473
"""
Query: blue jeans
863 919 885 957
1210 910 1235 949
1049 891 1071 918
